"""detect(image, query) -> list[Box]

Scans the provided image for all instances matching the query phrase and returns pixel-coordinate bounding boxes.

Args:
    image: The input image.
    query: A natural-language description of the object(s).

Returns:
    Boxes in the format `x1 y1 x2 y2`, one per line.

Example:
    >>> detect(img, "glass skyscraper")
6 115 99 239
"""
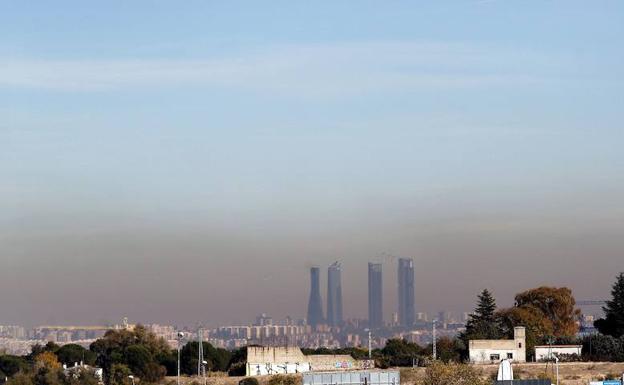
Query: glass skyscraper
397 257 415 327
326 262 343 327
368 262 383 328
307 267 324 327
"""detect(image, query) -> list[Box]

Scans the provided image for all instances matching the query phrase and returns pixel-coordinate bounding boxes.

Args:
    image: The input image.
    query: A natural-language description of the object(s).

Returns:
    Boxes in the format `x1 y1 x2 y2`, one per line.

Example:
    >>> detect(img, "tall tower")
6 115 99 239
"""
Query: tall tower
326 262 343 327
398 258 415 327
307 267 324 328
368 262 383 328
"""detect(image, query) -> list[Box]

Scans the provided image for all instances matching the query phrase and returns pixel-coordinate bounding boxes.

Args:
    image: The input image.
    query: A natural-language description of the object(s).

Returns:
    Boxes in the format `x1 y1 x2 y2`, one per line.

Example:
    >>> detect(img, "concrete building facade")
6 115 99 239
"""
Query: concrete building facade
469 327 526 363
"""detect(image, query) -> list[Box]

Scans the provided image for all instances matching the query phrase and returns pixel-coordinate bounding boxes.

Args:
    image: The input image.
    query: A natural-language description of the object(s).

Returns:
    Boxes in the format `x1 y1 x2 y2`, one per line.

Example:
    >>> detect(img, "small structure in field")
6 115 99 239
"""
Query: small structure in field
469 326 526 363
534 345 582 361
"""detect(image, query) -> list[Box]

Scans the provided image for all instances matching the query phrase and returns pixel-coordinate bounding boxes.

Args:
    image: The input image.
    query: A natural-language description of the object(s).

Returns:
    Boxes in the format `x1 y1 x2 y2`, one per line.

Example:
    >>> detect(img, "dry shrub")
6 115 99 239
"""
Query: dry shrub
418 362 489 385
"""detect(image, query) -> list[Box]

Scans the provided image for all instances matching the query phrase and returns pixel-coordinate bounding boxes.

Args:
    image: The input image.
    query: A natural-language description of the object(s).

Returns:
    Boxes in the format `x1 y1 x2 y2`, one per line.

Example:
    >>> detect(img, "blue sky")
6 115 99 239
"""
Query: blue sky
2 1 624 326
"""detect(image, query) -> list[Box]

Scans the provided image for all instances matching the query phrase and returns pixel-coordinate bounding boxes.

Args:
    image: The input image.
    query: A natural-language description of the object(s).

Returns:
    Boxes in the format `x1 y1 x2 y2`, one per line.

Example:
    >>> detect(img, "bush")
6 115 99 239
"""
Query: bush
6 373 34 385
0 355 29 377
239 378 259 385
267 375 298 385
418 362 489 385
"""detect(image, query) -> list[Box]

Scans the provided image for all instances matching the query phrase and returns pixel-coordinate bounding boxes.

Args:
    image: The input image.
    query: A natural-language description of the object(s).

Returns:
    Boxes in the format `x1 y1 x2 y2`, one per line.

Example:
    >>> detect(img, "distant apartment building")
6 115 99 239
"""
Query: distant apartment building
326 262 343 327
397 258 415 327
307 267 325 328
368 263 383 329
0 325 27 339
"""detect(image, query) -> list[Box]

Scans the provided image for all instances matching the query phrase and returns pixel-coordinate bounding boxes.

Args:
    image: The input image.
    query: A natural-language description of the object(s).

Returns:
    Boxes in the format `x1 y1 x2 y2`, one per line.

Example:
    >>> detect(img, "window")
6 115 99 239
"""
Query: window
507 353 513 359
518 343 522 348
490 354 500 361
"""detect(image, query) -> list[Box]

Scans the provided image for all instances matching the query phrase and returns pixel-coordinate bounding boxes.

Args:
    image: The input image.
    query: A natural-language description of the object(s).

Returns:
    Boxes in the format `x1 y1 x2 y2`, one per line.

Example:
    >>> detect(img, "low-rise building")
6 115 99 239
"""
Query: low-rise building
245 346 373 376
534 345 582 361
469 327 526 363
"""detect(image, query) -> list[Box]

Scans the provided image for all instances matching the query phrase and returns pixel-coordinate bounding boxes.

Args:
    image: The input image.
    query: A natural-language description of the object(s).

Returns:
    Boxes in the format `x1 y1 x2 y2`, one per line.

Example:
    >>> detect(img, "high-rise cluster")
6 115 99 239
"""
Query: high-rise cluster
306 257 416 329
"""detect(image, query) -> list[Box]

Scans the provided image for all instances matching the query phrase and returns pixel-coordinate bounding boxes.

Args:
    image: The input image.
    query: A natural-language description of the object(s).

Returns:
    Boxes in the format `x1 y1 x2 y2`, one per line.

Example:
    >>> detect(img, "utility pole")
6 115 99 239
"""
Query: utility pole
177 332 184 385
432 319 437 361
198 328 204 378
552 354 559 385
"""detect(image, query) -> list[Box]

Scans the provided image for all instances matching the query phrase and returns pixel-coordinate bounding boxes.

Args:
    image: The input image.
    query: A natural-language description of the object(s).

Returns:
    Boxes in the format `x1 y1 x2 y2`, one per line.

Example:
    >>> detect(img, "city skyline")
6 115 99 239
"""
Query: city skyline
3 1 624 327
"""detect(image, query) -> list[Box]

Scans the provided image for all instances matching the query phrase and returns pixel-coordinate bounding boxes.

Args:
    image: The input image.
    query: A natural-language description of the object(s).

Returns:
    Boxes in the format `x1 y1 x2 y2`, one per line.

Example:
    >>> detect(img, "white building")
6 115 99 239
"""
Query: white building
245 346 371 376
534 345 582 361
469 327 526 363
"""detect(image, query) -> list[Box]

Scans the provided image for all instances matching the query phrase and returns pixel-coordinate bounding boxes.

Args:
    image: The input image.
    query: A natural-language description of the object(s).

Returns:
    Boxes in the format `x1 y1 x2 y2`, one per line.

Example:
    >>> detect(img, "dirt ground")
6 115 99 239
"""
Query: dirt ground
164 362 624 385
400 362 624 385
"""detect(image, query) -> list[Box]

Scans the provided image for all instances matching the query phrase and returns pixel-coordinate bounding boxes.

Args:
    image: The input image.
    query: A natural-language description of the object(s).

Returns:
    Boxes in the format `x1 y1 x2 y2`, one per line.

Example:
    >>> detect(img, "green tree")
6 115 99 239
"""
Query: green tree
56 345 97 367
90 325 169 384
108 364 132 385
464 289 502 340
227 347 247 376
430 337 464 363
28 343 60 363
582 334 624 362
379 339 426 367
179 341 232 374
0 355 29 377
595 272 624 338
125 345 152 379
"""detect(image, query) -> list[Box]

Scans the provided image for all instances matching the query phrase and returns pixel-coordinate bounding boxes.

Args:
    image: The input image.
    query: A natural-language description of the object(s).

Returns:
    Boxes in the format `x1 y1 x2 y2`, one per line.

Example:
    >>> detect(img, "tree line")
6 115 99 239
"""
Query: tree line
0 327 238 385
1 273 623 385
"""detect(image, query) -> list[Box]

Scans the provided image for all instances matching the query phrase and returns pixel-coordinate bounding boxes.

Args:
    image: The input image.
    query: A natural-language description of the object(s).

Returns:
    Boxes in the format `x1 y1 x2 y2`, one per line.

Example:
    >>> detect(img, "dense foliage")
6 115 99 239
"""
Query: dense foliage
582 334 624 362
179 341 232 374
90 325 170 384
595 272 624 338
3 351 99 385
463 289 502 340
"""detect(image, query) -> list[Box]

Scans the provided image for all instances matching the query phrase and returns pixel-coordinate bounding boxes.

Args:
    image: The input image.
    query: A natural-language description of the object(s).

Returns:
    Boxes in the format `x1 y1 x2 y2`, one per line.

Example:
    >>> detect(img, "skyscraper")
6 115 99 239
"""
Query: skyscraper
307 267 324 327
398 257 415 327
368 262 383 328
326 262 343 327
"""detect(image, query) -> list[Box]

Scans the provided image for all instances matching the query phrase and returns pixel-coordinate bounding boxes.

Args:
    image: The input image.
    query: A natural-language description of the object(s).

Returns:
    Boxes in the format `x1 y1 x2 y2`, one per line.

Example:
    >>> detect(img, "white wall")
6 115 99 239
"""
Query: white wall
246 362 311 376
469 348 520 364
535 346 582 361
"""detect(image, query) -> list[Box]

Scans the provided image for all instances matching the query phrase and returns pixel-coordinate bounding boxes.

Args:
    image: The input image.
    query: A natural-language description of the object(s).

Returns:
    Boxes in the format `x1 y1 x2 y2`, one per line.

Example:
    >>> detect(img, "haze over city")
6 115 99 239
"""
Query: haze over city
2 1 623 328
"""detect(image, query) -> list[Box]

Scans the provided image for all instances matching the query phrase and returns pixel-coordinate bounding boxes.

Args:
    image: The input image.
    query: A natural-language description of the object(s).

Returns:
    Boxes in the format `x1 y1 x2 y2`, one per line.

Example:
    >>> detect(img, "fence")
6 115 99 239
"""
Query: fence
303 371 400 385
